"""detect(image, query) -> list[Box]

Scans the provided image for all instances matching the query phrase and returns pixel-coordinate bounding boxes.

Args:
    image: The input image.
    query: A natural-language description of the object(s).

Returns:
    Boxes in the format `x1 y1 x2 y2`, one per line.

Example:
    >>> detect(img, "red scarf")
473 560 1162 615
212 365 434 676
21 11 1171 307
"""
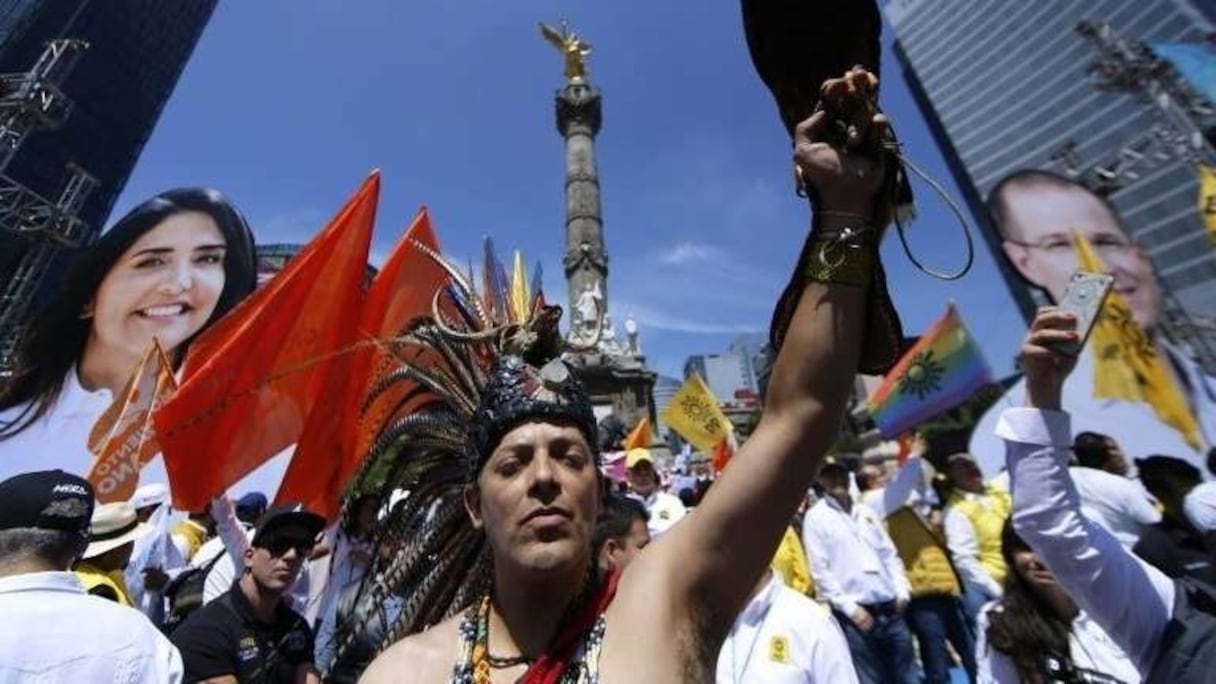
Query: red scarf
519 569 620 684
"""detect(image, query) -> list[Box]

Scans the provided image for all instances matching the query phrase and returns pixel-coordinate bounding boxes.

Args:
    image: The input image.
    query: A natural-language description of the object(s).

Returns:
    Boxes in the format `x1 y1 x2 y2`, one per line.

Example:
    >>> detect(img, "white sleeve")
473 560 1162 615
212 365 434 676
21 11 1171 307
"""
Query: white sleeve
877 455 924 520
811 612 861 683
149 630 185 684
1120 479 1163 526
998 407 1175 675
944 507 1002 598
209 497 249 571
203 554 236 604
974 603 1018 684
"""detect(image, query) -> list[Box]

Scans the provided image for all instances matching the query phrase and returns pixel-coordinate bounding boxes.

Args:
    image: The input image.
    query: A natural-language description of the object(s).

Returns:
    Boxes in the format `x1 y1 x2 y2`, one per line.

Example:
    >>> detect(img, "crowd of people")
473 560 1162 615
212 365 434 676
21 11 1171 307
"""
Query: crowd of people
2 67 1216 684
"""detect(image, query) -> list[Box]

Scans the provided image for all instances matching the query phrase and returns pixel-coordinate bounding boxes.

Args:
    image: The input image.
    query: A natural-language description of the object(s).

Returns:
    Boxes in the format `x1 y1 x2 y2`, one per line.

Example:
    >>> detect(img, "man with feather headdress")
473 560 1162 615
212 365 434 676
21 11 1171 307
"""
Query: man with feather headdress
355 83 891 684
353 2 899 678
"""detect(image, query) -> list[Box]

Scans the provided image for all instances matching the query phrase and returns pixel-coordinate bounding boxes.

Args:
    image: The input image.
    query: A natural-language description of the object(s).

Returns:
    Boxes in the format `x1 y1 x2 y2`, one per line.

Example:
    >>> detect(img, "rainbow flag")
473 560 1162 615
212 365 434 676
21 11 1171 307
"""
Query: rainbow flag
867 303 992 438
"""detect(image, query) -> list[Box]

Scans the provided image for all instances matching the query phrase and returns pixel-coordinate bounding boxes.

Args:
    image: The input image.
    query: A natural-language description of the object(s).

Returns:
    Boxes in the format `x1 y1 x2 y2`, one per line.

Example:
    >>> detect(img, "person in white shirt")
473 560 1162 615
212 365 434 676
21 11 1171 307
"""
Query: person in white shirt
0 470 183 683
802 462 917 684
1068 467 1160 550
625 447 687 536
970 170 1216 478
0 189 257 485
999 307 1216 681
975 521 1139 683
716 569 859 684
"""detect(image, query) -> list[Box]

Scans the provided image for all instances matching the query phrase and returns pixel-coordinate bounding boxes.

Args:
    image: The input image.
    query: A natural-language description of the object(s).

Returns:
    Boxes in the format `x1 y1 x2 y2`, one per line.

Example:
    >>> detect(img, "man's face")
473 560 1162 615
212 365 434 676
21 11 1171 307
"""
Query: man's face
466 420 600 576
817 472 851 506
1104 438 1130 477
627 461 659 497
948 457 985 494
999 182 1162 331
600 518 650 574
245 524 313 593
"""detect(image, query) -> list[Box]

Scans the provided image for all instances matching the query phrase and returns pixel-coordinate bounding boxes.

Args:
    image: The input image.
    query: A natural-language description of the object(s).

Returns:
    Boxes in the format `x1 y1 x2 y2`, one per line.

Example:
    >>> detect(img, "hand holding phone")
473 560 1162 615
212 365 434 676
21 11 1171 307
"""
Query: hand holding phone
1051 271 1114 356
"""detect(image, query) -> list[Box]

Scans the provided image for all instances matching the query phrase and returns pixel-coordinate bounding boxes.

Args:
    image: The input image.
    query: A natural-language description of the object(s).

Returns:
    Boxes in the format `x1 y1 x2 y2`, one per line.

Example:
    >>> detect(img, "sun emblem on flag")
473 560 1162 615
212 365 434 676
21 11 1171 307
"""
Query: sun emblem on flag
898 351 944 400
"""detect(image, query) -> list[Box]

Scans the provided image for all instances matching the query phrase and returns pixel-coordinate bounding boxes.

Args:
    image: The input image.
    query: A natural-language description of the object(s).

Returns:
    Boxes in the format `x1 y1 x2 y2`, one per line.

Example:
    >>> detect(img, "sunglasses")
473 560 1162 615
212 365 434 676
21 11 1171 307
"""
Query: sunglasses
259 537 314 558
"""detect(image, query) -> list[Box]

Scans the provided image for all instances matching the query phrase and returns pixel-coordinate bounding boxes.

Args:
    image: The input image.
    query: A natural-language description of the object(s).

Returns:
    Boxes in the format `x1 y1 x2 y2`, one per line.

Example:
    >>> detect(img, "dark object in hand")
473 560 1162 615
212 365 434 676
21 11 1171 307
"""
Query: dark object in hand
741 0 908 375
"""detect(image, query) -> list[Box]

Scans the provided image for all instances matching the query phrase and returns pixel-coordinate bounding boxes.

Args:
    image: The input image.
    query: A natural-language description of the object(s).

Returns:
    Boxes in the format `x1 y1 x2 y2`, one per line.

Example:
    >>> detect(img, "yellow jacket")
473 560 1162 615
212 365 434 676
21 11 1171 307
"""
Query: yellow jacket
946 486 1012 587
171 519 208 561
886 507 961 598
75 561 133 606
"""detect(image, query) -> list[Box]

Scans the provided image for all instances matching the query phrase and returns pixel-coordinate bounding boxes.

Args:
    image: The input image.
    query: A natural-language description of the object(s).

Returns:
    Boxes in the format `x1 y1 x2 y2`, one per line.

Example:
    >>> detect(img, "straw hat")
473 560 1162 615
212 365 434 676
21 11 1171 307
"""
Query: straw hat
83 502 153 559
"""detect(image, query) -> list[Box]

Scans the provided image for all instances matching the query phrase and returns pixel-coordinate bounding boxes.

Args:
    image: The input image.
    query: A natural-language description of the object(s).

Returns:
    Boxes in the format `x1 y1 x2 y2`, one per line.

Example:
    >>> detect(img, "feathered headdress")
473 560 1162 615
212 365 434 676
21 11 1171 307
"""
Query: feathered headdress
332 237 603 661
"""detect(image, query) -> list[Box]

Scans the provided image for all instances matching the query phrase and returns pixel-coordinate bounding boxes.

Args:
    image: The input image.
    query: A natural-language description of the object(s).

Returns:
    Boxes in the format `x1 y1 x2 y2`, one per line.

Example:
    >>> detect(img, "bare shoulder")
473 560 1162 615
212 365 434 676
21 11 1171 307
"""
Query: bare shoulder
359 614 461 684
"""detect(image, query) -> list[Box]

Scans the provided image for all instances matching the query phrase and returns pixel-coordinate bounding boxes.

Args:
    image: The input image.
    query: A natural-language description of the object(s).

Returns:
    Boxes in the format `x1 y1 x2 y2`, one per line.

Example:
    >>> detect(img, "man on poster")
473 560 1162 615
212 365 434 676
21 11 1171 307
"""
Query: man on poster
969 169 1216 476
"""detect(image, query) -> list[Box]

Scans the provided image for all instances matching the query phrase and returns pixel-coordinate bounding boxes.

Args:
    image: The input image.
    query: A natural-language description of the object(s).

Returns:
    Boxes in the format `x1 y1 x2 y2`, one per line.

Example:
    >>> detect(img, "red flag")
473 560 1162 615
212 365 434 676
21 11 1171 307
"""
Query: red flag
711 435 733 475
276 207 448 520
155 173 379 512
86 340 177 503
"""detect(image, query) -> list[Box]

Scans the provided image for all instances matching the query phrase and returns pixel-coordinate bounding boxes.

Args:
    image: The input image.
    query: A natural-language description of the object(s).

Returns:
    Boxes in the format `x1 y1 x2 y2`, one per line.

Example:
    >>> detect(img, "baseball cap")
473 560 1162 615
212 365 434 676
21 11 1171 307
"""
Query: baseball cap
251 503 325 548
626 448 653 469
0 470 94 538
235 492 269 523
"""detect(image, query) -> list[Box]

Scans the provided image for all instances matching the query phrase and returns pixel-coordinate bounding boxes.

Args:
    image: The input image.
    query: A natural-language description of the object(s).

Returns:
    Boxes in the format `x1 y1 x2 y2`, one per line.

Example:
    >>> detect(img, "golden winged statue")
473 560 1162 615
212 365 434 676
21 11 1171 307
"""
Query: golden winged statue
539 19 592 81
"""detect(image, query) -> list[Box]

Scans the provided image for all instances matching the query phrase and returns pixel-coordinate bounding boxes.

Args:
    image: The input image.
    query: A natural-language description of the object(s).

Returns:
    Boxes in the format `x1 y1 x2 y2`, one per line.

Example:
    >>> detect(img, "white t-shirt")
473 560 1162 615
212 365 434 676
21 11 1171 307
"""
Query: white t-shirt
716 574 859 683
976 600 1140 683
631 490 687 536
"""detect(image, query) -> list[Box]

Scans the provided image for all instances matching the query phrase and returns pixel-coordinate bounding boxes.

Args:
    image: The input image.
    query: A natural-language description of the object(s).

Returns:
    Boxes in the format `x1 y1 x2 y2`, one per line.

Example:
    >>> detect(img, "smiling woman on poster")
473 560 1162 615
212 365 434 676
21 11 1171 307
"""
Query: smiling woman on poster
0 188 257 481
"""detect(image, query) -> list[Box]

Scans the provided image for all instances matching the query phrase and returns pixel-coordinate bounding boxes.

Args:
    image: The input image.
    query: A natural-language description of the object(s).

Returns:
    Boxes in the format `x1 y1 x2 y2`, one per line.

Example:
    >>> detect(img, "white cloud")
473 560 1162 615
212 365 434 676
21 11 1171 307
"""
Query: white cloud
657 242 722 266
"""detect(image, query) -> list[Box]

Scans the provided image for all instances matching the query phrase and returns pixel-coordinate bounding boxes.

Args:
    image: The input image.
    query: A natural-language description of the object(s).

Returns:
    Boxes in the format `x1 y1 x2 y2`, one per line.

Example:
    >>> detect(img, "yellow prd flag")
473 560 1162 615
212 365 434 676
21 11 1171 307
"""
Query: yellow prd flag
1073 230 1202 449
623 416 653 451
1198 163 1216 247
660 373 732 453
510 250 530 323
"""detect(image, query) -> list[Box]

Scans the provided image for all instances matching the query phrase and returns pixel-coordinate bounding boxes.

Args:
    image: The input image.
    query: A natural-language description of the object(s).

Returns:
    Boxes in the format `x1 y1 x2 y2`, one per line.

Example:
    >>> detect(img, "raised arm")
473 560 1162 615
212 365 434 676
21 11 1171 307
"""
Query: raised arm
636 81 887 631
878 451 925 519
1001 309 1175 674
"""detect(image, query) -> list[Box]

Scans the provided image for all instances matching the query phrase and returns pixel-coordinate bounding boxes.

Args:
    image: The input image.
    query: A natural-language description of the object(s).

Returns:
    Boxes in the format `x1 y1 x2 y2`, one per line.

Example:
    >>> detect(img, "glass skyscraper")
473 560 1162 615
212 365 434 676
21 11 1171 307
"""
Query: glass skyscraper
886 1 1216 350
0 0 217 309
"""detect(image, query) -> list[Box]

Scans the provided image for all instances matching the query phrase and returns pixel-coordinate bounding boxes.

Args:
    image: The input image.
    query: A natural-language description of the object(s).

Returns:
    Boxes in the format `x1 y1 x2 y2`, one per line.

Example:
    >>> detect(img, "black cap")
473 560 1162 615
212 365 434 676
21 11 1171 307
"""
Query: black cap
0 470 94 537
251 503 325 548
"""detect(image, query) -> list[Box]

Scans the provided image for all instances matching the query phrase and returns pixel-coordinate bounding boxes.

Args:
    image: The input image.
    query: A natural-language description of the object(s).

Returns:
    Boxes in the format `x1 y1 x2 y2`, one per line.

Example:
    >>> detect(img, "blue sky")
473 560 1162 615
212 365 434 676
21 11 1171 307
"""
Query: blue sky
114 0 1029 382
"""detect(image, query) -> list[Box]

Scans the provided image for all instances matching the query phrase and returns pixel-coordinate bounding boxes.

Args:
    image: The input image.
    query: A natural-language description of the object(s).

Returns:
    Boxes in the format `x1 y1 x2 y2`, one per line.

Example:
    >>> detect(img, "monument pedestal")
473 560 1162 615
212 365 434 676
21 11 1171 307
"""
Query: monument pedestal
566 351 656 432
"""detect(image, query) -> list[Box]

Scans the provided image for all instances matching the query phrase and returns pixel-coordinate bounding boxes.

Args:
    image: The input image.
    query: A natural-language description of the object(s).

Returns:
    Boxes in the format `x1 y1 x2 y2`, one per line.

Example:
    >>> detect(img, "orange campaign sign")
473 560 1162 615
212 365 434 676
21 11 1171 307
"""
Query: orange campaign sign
86 339 177 503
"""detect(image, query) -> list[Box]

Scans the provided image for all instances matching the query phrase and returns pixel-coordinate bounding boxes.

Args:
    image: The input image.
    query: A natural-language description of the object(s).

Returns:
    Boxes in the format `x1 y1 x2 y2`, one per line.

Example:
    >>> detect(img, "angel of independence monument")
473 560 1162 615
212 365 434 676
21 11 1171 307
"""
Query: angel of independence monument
540 21 656 443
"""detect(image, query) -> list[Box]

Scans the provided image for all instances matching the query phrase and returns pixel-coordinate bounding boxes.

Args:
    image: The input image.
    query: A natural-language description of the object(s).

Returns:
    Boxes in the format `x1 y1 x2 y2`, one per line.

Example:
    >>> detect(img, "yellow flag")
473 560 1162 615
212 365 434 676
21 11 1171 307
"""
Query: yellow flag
1073 231 1202 449
1198 163 1216 247
660 373 732 453
510 250 530 323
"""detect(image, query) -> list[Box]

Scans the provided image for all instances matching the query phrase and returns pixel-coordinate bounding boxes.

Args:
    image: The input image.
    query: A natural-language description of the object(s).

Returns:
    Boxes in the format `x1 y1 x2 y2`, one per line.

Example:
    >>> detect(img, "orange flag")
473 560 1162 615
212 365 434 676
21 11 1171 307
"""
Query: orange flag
622 417 653 451
155 173 379 512
86 340 177 503
276 207 449 520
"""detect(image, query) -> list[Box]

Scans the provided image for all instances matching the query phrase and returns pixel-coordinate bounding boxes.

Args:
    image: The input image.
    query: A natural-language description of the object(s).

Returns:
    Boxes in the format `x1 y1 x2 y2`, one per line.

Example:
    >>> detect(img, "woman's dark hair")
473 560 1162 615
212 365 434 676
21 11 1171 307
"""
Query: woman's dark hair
984 521 1073 683
0 188 256 438
1072 431 1113 470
